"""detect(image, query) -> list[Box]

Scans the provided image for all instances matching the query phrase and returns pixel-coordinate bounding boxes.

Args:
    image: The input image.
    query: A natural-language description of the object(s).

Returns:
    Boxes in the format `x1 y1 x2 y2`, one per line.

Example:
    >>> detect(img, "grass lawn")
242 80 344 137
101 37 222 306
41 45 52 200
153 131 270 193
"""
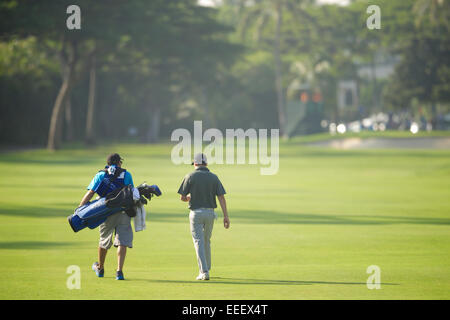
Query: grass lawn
0 138 449 299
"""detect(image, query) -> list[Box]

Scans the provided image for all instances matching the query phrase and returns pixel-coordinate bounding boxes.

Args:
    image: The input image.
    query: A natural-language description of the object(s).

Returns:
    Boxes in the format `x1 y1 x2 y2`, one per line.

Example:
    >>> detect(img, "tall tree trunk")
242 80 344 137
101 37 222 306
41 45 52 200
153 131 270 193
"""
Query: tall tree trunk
85 54 97 145
47 70 74 150
65 98 74 142
47 39 77 151
55 100 65 147
146 106 161 143
274 1 287 138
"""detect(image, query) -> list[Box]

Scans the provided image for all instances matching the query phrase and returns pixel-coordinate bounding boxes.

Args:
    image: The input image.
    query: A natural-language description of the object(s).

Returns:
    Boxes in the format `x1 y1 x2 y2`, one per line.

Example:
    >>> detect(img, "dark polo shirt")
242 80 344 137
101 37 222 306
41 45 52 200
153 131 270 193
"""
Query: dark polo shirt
178 166 226 210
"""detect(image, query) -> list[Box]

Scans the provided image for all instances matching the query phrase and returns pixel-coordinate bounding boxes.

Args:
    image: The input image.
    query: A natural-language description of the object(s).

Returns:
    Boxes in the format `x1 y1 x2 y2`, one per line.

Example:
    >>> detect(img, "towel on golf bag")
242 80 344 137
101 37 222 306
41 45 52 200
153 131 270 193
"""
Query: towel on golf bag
134 204 146 232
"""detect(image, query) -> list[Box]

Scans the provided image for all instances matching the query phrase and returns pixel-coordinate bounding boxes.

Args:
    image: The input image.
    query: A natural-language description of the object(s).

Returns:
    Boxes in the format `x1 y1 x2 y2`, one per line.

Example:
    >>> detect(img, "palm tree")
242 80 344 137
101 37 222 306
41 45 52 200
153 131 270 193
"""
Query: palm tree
236 0 314 138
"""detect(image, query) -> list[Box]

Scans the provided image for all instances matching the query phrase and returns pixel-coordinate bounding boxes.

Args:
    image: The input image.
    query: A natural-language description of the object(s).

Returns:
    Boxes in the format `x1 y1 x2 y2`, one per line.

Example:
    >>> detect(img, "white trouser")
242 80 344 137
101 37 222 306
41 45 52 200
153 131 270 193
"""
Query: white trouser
189 208 216 274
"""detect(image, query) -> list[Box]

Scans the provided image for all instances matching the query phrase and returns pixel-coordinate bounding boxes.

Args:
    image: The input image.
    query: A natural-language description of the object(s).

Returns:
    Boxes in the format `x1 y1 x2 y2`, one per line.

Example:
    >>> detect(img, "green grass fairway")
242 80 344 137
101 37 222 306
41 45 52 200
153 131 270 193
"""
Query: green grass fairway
0 140 449 299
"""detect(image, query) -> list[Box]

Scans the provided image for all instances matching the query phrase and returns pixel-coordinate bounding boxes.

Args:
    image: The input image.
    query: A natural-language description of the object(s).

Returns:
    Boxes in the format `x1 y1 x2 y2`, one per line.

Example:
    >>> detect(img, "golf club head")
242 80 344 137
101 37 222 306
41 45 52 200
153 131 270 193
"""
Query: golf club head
137 183 162 200
150 184 162 196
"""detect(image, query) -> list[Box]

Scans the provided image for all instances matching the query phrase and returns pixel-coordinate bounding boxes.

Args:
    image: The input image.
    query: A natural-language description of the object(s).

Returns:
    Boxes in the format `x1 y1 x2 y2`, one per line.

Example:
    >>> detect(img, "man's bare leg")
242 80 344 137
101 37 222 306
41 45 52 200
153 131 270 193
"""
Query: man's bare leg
117 245 127 271
98 247 107 270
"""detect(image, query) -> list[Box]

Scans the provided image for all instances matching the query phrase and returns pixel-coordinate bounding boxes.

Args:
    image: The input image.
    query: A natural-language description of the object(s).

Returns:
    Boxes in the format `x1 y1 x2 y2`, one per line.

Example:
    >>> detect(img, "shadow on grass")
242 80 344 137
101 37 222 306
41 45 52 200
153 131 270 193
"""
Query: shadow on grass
0 206 72 218
231 211 450 225
0 184 82 191
0 241 74 250
1 206 449 226
132 277 397 286
148 210 450 226
0 155 99 165
0 149 171 165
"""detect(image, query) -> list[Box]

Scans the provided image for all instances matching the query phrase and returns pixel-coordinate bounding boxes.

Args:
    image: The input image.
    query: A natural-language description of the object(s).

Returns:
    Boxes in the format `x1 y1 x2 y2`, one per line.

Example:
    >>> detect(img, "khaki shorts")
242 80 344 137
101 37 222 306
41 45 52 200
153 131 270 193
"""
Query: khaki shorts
99 211 133 249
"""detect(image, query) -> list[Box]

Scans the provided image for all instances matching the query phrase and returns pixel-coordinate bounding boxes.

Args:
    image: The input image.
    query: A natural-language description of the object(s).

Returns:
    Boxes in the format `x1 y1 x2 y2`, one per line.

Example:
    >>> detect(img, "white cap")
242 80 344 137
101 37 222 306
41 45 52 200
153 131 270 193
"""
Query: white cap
192 153 208 165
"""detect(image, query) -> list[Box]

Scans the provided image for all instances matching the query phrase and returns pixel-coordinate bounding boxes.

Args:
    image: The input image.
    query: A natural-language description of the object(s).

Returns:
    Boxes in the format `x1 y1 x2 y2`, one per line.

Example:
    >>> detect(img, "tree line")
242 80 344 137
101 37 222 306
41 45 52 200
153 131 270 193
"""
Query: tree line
0 0 448 149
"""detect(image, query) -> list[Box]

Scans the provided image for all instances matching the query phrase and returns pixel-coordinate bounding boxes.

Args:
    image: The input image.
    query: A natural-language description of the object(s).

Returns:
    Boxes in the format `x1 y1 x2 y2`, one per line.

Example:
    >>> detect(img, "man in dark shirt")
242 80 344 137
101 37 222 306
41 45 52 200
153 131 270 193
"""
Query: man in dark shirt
178 153 230 280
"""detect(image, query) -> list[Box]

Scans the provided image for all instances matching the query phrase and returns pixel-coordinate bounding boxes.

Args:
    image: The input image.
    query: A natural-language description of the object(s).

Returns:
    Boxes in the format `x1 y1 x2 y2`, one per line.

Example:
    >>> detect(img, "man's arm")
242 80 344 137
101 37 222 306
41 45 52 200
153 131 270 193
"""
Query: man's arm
178 175 191 202
79 190 95 207
217 194 230 229
180 194 191 202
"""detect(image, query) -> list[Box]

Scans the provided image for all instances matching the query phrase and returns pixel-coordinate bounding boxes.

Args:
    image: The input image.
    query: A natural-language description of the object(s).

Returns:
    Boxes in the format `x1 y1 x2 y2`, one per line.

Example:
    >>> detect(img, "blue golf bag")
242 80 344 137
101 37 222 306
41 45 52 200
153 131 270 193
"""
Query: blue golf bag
68 198 123 232
68 183 161 233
